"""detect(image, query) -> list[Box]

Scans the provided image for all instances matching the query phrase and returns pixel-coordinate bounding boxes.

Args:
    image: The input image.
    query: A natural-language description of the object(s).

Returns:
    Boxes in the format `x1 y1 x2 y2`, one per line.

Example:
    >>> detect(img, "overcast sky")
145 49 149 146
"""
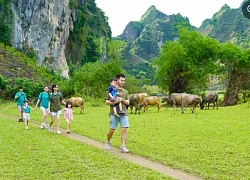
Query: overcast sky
95 0 244 37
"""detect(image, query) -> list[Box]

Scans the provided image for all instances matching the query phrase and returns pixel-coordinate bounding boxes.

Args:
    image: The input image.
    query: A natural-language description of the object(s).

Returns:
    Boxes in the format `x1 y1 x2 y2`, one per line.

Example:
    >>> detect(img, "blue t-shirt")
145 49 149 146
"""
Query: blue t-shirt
38 92 49 108
108 86 117 97
23 105 31 113
15 92 26 106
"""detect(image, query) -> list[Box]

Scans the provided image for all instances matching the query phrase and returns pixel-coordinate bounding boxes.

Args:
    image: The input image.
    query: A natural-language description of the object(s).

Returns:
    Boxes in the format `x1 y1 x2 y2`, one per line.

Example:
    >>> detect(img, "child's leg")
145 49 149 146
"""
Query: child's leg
67 121 70 131
49 115 55 127
119 102 123 111
118 102 125 113
24 119 28 129
56 115 60 132
113 106 118 114
113 104 120 117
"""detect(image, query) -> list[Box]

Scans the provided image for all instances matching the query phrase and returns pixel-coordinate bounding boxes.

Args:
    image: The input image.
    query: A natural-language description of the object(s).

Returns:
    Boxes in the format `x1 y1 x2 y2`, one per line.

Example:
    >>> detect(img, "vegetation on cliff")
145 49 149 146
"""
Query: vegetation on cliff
0 0 13 45
66 0 112 74
0 44 63 99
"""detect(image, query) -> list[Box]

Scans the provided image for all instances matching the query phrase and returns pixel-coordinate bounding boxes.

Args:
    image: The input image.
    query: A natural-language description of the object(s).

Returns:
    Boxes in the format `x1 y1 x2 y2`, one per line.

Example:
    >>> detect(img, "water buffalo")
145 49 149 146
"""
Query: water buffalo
181 94 201 114
200 92 218 110
138 93 149 106
64 97 84 114
161 93 187 110
129 94 141 114
142 96 160 113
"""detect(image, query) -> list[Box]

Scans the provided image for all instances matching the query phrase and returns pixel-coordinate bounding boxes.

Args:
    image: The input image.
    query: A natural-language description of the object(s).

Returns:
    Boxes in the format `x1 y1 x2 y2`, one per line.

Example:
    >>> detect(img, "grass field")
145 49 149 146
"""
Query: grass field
1 101 250 179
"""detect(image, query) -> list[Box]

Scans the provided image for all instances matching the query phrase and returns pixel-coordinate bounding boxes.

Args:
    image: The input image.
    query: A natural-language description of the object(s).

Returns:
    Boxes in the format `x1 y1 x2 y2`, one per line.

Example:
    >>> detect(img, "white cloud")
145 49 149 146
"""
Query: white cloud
96 0 243 37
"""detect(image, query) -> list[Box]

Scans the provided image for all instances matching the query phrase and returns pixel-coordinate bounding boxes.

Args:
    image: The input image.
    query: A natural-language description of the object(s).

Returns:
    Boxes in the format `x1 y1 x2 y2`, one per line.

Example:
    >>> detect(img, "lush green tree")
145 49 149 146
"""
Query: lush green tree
0 74 7 99
153 30 220 93
0 0 13 45
218 42 250 105
62 59 141 99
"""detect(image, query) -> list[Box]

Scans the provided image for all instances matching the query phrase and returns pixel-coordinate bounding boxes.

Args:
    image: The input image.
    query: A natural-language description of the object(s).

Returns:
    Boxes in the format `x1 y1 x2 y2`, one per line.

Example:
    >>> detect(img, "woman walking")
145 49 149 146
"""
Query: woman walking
48 84 66 134
34 86 50 129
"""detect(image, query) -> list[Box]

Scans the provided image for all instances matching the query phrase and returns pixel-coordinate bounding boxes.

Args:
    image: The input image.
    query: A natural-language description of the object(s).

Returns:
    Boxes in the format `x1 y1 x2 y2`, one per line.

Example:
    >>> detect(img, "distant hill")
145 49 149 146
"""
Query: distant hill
114 6 195 83
199 2 250 48
114 2 249 84
116 5 194 62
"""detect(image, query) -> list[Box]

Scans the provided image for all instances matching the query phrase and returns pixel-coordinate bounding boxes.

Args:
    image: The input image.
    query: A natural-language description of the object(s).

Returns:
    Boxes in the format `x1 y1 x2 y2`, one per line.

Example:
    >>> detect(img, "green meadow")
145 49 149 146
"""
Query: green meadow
1 101 250 179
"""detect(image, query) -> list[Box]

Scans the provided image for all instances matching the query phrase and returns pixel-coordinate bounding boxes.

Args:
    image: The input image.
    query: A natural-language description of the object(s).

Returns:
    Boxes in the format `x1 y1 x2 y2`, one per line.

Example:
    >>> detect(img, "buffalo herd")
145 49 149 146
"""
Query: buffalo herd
66 92 218 115
129 92 219 114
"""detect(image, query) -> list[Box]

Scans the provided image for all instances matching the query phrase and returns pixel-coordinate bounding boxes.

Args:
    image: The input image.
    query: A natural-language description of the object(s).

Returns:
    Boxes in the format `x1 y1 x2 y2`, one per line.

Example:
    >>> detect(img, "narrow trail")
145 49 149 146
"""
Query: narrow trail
1 106 203 180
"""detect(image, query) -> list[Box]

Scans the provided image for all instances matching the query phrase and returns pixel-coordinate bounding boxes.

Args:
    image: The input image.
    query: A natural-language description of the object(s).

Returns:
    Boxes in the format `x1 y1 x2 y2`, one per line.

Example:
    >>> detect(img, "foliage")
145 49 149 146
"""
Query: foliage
0 0 13 45
65 0 111 69
60 59 141 99
153 29 220 93
123 61 156 86
199 4 250 48
116 7 196 88
218 42 250 105
69 0 78 9
0 43 64 99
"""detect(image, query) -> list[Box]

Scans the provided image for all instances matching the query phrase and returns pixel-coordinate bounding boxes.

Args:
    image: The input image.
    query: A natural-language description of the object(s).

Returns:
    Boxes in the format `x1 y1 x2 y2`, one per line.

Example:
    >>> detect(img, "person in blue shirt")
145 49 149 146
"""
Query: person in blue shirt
23 100 34 130
34 86 50 129
14 86 27 122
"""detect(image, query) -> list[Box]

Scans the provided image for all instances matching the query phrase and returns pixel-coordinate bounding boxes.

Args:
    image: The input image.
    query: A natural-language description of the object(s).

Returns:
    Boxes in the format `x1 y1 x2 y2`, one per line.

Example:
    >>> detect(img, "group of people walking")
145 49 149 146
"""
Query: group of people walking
14 73 130 153
14 84 73 133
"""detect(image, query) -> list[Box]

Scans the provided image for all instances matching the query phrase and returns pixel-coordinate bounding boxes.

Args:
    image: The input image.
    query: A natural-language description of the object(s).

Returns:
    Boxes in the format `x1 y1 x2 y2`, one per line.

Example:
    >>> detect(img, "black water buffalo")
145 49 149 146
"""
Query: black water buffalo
142 96 160 113
161 93 187 110
129 94 141 114
200 92 219 110
181 94 201 114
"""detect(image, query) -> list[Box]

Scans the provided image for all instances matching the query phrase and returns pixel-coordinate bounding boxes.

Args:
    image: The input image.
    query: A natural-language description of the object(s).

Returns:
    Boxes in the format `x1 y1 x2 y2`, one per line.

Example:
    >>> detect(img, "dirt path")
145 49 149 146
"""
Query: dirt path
1 106 203 180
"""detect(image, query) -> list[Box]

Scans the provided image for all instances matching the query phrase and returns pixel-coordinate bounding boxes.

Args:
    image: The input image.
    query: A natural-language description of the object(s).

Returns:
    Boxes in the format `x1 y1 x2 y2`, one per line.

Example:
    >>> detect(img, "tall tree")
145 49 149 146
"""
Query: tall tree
153 29 220 93
219 43 250 105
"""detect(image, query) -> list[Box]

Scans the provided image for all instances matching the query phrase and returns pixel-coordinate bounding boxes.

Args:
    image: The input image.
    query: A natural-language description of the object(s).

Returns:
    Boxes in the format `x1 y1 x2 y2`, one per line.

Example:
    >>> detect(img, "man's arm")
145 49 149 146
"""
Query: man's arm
105 97 122 105
14 93 20 100
122 99 129 106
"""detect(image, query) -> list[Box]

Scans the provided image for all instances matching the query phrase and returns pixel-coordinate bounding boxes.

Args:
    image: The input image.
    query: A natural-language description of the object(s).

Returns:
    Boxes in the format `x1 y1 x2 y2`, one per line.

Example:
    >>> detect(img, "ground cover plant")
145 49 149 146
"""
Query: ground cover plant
0 102 173 179
1 101 250 179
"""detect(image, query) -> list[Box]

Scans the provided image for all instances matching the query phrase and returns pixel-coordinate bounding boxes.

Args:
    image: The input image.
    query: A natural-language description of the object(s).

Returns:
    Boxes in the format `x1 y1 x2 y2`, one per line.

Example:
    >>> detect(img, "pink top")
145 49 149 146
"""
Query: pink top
64 108 73 121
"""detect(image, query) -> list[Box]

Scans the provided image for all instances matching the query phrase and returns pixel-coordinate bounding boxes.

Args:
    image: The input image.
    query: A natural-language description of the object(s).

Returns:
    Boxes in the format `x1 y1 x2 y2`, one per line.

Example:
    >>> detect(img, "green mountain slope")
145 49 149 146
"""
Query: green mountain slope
199 3 250 48
117 6 194 62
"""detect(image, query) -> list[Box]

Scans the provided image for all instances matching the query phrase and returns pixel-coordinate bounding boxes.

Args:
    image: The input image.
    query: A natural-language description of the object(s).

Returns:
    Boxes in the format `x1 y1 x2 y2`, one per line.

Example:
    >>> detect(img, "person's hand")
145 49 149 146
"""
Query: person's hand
116 97 123 103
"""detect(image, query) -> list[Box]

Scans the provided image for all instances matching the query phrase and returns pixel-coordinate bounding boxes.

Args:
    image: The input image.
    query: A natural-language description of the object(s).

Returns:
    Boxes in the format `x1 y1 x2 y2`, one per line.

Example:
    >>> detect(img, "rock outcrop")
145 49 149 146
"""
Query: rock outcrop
10 0 74 78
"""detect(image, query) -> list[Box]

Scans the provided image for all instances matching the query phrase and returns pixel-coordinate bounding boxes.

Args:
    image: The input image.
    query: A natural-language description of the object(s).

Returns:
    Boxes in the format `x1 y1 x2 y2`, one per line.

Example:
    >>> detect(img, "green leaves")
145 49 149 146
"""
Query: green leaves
154 30 220 93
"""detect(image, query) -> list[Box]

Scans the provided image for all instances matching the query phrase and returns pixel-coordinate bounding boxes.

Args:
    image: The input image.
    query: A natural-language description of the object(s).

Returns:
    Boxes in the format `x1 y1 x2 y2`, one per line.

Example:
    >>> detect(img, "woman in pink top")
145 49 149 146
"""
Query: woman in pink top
64 102 73 133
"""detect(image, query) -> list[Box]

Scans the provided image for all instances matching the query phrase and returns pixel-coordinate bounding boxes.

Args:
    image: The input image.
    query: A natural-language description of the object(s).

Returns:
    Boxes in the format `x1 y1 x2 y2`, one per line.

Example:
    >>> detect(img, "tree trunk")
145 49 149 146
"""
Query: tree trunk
222 70 243 106
169 75 189 94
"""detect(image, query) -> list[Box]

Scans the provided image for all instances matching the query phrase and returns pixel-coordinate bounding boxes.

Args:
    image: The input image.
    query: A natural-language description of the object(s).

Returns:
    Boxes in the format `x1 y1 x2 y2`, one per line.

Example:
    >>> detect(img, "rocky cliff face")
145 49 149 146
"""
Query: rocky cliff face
10 0 74 78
